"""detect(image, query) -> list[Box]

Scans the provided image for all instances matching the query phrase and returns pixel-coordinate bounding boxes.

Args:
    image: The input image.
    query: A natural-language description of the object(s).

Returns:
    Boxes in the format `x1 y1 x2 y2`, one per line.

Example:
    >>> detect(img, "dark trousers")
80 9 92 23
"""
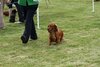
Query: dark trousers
21 4 38 40
15 3 24 22
7 3 24 22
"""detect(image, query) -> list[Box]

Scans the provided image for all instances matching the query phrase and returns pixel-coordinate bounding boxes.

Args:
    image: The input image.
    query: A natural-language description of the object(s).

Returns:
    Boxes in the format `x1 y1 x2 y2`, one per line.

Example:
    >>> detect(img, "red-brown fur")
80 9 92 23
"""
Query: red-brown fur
3 11 9 16
47 23 64 45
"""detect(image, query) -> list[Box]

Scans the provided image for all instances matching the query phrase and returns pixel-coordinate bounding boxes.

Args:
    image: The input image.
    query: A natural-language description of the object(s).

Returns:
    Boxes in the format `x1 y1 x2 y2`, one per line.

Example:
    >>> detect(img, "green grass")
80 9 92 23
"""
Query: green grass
0 0 100 67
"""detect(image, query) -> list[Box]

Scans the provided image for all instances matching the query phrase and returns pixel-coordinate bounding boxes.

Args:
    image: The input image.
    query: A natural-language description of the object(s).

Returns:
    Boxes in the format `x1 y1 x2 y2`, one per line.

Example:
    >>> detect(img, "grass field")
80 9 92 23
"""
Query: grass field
0 0 100 67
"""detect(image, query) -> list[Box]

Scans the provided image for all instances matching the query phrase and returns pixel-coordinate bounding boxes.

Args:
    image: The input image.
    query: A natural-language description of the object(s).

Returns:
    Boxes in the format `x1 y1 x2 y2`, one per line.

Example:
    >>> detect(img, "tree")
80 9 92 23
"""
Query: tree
0 0 4 29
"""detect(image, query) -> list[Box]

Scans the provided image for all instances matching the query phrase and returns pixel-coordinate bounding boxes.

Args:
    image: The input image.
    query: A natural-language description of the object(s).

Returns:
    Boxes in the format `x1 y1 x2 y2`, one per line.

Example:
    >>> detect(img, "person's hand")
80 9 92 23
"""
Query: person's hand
6 0 11 3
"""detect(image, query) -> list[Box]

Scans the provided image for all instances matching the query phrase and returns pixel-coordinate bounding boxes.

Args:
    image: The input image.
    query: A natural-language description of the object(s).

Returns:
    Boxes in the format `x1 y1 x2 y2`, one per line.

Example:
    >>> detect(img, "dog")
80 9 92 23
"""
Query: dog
3 11 9 16
9 9 17 23
47 23 64 45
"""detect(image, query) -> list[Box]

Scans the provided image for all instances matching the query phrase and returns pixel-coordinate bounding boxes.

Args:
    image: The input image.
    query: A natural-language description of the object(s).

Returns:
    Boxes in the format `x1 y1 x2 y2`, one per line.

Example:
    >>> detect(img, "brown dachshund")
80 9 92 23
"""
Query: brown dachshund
47 23 64 45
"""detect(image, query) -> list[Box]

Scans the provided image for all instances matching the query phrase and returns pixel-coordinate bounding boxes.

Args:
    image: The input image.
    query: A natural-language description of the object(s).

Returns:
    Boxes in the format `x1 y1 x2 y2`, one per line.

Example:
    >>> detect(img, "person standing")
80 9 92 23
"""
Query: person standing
18 0 39 44
7 0 24 23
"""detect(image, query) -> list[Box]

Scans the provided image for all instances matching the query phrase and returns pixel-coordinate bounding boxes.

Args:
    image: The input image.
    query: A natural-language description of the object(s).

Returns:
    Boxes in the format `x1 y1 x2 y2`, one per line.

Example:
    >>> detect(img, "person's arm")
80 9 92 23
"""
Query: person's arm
6 0 11 3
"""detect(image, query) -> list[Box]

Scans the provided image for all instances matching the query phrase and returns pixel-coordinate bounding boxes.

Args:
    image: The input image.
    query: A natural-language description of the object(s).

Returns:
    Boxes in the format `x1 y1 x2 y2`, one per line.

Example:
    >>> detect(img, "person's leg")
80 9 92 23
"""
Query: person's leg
20 6 28 43
30 5 38 40
30 19 37 40
21 5 38 43
14 3 24 23
22 6 27 21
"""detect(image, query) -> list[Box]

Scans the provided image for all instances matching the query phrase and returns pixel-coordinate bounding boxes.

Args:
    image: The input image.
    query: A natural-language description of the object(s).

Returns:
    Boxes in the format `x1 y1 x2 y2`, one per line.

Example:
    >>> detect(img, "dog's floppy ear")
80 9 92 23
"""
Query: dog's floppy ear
54 24 58 32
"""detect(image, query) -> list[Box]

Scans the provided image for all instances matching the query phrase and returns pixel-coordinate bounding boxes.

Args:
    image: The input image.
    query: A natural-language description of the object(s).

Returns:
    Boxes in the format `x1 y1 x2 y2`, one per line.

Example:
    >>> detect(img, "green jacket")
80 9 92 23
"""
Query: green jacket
18 0 39 6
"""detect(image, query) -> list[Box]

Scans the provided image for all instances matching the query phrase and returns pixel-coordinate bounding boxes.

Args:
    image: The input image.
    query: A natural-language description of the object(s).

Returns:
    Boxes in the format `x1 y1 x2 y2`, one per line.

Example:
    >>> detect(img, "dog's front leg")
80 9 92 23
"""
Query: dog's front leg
56 37 60 44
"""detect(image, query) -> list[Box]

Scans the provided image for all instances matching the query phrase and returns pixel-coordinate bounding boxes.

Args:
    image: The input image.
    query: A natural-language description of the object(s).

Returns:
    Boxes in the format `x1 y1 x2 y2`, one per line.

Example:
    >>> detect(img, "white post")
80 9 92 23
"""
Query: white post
92 0 95 12
37 7 40 29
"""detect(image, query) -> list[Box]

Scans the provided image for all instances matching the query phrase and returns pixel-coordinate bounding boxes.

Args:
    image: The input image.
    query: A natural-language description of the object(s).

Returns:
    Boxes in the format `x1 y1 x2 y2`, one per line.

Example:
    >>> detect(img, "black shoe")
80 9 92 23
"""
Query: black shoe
21 35 28 44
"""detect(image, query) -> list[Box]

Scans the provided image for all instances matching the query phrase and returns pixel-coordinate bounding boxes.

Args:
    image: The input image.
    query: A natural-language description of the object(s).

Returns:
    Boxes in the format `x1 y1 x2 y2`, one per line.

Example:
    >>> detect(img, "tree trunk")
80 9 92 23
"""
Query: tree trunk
0 2 4 29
